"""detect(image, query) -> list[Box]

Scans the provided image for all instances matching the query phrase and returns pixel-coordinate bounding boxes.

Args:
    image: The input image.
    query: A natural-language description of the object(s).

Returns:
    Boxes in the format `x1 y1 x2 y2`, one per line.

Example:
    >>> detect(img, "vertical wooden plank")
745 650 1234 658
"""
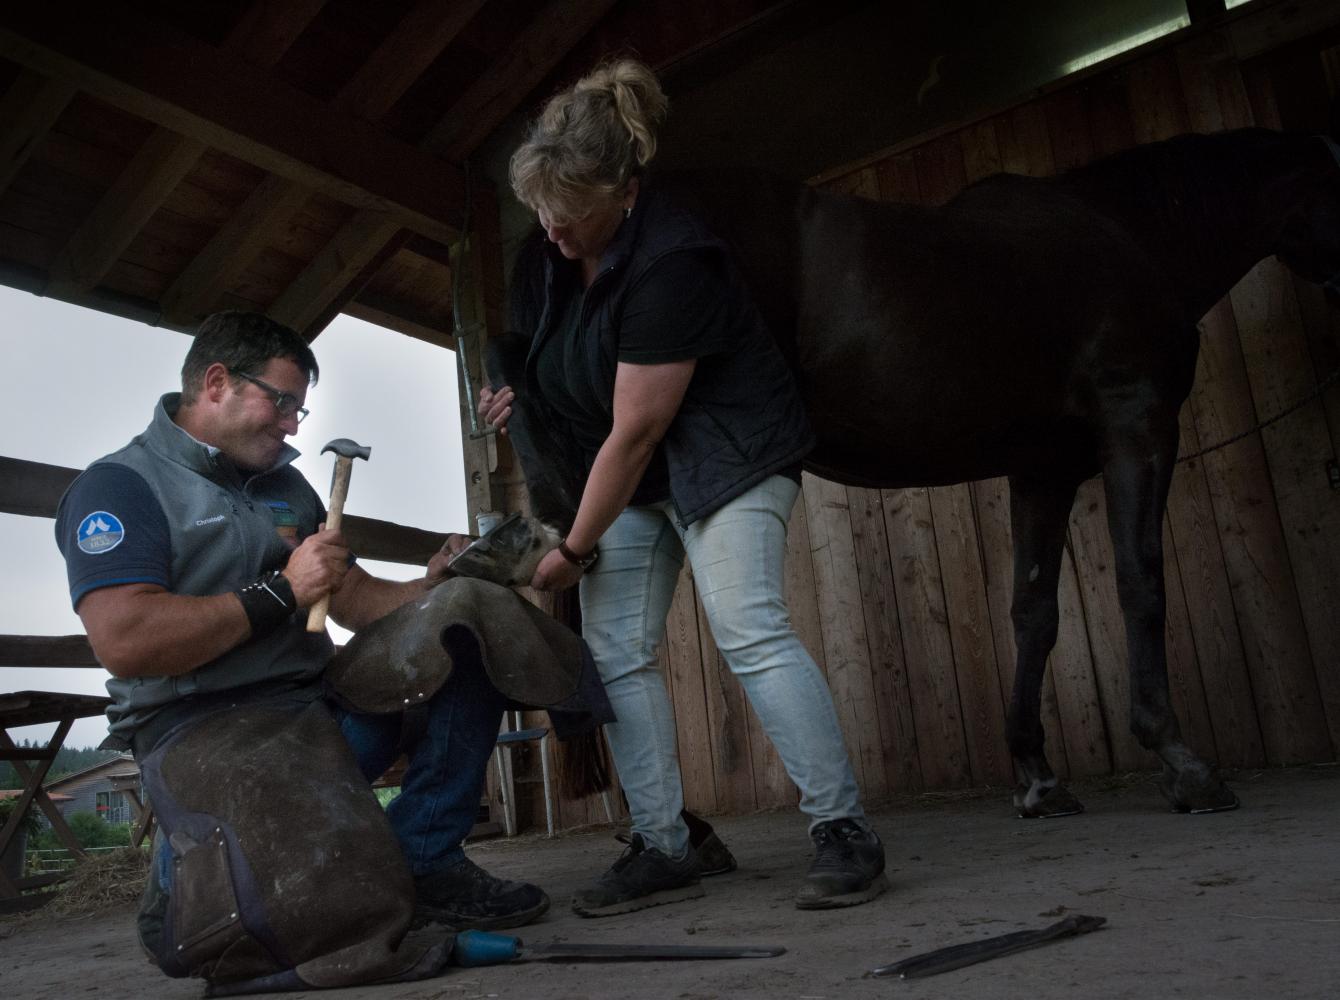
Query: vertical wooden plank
1043 87 1095 173
880 485 971 788
1085 75 1137 159
1167 383 1265 768
1159 514 1219 763
1289 274 1340 467
930 484 1012 785
1125 49 1193 143
694 587 758 815
1052 538 1115 777
910 135 965 206
1229 258 1340 754
994 102 1056 177
663 570 718 816
847 485 922 792
874 153 919 204
1189 300 1330 764
742 699 793 811
783 483 830 679
803 475 889 799
1068 481 1157 772
1233 62 1340 758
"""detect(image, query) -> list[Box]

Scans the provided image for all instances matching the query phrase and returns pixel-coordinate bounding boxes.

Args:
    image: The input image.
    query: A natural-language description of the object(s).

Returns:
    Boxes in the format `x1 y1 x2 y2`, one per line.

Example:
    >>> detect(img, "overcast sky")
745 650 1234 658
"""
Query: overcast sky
1 285 467 749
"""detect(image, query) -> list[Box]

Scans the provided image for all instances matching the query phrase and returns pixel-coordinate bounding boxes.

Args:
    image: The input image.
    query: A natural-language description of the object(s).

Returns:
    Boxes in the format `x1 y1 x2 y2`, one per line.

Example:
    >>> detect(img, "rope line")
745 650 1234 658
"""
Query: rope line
1177 365 1340 464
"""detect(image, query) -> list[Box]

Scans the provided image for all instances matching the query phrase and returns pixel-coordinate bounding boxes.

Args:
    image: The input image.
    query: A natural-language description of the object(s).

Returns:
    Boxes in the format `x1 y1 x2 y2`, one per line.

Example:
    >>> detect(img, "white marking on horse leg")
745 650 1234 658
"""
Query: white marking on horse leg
1023 776 1057 811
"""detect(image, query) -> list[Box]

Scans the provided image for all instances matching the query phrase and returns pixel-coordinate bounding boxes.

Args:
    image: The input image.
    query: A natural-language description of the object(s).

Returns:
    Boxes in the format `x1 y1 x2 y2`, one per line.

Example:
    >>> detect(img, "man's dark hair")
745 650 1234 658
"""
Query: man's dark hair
180 311 319 403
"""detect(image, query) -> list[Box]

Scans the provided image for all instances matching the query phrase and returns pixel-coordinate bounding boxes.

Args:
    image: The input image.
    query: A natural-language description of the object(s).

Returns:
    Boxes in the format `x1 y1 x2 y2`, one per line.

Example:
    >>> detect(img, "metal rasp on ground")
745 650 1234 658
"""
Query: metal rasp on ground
451 929 785 966
870 914 1107 979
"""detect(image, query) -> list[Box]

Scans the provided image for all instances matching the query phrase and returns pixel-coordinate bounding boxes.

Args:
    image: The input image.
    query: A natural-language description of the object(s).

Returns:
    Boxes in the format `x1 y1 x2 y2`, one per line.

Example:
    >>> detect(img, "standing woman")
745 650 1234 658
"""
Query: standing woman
484 59 885 918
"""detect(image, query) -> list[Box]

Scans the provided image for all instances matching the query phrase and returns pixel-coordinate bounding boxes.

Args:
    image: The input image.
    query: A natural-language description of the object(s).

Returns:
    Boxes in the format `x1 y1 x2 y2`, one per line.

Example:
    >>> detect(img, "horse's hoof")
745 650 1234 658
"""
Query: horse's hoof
1014 782 1085 819
1159 769 1239 814
1177 785 1240 814
1187 791 1240 814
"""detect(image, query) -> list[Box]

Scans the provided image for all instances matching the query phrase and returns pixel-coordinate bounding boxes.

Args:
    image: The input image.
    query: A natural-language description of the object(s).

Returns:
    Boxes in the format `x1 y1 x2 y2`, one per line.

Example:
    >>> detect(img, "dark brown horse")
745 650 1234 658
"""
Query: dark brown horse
492 127 1340 816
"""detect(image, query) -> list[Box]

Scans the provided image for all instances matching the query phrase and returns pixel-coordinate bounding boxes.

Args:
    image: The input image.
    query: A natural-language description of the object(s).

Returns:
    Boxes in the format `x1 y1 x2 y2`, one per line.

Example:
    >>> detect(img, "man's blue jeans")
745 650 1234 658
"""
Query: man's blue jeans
580 474 865 856
335 653 506 876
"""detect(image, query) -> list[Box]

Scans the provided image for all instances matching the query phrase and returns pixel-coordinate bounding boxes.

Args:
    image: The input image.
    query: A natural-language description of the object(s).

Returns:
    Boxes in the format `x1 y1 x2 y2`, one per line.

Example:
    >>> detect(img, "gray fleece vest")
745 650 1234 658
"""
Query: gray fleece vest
67 395 333 743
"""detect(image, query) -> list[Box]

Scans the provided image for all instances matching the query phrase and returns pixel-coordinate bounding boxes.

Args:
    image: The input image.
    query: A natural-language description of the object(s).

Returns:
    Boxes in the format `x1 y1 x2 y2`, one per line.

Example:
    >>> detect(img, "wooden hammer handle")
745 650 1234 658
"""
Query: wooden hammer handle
306 456 353 633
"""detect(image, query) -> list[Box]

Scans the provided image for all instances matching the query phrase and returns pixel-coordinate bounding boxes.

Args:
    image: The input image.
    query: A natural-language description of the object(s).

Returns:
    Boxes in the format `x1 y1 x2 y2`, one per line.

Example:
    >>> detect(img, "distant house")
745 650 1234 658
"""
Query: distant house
0 788 73 810
42 753 140 824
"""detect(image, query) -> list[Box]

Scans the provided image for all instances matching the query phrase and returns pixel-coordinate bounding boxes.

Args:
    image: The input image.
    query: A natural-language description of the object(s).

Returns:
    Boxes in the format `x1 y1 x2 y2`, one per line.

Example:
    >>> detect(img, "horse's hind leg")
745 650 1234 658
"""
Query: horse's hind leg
1007 473 1085 818
1102 425 1238 813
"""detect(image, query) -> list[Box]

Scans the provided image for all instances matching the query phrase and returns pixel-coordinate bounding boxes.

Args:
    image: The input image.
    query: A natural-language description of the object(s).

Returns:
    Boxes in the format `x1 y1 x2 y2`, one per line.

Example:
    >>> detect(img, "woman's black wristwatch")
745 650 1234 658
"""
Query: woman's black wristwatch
557 539 599 572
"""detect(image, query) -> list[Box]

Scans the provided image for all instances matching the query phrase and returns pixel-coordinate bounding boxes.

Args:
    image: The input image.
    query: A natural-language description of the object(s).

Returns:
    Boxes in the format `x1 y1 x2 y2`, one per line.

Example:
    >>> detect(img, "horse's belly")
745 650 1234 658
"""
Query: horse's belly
804 405 1098 490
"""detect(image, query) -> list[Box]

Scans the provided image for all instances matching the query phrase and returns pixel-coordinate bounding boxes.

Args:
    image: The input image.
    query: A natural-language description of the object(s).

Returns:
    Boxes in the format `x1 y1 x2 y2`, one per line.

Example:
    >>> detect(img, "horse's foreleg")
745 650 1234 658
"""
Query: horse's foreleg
1102 427 1238 814
1007 473 1084 818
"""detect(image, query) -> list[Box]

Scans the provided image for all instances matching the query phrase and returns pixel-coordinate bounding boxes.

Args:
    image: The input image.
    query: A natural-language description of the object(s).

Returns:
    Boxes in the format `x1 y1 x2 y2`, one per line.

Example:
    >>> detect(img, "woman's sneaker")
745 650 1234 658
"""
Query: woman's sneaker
682 809 738 876
572 833 705 917
794 817 888 909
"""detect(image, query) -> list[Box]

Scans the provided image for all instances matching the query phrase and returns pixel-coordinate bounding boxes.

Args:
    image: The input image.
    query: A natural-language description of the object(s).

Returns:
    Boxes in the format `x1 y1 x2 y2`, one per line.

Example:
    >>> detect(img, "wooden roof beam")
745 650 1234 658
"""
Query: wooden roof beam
266 211 406 336
57 1 326 307
159 174 313 325
225 0 329 69
423 0 622 161
0 3 467 244
46 128 206 294
337 0 488 122
159 0 482 326
0 68 75 197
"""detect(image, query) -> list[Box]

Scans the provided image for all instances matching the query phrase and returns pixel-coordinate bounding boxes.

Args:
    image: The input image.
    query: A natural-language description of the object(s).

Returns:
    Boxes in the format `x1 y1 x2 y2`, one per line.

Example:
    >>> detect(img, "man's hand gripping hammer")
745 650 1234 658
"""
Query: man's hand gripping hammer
306 438 371 633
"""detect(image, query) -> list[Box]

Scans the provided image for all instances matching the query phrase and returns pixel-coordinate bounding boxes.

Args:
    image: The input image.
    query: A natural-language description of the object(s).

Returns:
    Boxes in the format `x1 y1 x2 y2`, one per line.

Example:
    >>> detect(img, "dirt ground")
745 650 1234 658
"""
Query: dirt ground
3 764 1338 1000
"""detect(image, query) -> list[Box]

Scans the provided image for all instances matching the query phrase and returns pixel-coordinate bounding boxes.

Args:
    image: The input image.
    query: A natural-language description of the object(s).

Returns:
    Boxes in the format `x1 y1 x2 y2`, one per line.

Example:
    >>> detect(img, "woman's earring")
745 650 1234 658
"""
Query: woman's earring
624 205 632 220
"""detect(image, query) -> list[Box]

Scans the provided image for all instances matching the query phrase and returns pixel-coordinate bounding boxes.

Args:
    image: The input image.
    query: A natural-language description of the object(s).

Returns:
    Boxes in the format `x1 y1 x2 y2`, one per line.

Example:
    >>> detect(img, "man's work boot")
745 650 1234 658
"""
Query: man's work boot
413 857 549 930
794 817 889 910
682 809 737 876
572 833 704 917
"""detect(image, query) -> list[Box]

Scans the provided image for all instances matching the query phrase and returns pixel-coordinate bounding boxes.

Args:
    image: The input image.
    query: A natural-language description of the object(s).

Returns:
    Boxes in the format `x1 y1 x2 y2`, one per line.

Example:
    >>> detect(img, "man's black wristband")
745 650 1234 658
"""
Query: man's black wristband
234 570 297 637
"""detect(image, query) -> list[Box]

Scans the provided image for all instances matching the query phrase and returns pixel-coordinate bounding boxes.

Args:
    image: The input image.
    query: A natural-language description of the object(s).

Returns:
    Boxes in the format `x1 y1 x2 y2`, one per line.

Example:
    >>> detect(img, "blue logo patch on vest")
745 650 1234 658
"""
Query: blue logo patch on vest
77 511 125 555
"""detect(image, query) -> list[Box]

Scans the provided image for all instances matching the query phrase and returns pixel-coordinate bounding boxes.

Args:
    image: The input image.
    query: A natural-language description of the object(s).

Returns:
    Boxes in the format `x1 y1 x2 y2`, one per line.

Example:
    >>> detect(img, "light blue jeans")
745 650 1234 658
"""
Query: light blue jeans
581 474 864 855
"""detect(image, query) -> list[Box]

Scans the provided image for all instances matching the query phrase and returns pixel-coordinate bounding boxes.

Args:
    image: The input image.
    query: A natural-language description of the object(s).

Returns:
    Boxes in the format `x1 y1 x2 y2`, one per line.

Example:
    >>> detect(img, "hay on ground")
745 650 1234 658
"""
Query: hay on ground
38 847 149 919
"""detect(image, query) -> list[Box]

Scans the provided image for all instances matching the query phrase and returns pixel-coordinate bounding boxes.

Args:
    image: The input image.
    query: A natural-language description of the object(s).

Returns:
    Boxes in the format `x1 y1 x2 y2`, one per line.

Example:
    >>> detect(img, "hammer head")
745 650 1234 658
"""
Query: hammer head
321 438 371 461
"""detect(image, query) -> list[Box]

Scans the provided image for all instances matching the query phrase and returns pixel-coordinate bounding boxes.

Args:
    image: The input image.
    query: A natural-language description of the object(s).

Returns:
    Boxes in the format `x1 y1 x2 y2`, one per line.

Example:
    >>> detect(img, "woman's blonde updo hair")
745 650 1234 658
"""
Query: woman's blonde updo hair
510 59 668 223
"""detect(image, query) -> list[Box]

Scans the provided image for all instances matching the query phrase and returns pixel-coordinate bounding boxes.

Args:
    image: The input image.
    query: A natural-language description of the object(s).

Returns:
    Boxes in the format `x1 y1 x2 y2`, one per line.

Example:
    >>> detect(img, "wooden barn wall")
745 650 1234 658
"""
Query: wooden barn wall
513 17 1340 832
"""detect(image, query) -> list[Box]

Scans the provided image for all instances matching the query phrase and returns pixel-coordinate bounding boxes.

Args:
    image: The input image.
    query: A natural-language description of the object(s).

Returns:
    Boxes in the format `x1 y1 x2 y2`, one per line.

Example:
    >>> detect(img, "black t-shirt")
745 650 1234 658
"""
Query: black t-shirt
534 251 736 506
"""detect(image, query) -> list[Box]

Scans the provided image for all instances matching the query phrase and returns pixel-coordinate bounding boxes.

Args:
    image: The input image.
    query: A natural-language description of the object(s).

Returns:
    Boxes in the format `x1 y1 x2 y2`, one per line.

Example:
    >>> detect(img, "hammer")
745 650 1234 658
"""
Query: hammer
306 437 371 633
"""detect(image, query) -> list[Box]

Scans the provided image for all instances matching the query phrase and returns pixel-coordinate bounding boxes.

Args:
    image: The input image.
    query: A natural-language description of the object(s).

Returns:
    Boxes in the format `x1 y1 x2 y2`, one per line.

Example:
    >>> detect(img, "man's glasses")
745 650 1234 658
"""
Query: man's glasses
231 370 309 424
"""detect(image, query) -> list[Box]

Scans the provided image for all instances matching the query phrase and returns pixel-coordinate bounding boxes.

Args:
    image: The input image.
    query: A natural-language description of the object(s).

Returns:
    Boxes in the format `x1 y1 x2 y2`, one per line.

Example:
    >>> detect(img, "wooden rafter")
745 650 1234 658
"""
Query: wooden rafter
0 68 75 196
423 0 622 161
0 2 467 244
224 0 329 69
268 211 407 337
46 128 206 294
158 173 314 325
56 0 326 311
336 0 488 121
165 0 481 330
